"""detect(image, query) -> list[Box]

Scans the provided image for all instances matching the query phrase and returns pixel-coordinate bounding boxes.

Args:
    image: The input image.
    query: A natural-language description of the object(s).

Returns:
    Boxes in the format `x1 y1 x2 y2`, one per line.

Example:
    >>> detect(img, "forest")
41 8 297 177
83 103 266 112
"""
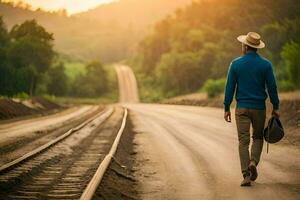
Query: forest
0 17 115 98
131 0 300 101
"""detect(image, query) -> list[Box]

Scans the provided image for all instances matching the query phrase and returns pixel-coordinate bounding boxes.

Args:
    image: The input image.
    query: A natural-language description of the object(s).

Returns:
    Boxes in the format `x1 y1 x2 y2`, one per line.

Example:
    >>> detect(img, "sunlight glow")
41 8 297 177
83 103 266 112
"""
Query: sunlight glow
4 0 117 15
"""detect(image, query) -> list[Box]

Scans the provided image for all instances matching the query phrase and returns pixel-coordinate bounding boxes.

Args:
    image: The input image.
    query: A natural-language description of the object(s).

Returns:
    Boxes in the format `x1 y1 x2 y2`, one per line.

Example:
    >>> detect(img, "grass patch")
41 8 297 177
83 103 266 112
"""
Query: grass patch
44 94 117 105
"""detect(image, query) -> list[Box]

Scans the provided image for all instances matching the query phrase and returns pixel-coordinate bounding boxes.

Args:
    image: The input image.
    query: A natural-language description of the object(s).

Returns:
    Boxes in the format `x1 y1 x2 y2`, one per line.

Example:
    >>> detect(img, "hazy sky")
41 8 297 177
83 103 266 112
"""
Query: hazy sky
6 0 117 14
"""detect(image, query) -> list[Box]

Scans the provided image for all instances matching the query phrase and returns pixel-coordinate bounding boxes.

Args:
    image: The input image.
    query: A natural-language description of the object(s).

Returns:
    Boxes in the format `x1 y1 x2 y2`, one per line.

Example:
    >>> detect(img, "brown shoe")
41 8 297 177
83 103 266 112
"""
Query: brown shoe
249 161 258 181
240 176 251 187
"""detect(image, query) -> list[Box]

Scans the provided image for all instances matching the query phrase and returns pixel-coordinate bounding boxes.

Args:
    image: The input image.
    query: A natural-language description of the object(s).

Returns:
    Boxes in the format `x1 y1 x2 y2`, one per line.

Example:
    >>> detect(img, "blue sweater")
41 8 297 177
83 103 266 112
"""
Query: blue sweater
224 51 279 112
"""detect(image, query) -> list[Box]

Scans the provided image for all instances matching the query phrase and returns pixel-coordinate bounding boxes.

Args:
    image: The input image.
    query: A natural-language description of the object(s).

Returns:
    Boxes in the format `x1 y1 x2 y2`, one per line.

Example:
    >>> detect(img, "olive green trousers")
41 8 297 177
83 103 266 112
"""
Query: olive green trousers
235 108 266 176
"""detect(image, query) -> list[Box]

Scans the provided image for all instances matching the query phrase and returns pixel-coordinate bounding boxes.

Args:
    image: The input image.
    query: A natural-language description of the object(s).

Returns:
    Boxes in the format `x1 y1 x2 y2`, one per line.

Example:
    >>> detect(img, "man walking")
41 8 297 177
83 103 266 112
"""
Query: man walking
224 32 280 186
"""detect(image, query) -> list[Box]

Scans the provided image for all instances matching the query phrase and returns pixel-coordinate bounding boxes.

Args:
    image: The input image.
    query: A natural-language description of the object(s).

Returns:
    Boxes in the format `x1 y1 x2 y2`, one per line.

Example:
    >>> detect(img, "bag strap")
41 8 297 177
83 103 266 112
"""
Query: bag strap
267 129 269 153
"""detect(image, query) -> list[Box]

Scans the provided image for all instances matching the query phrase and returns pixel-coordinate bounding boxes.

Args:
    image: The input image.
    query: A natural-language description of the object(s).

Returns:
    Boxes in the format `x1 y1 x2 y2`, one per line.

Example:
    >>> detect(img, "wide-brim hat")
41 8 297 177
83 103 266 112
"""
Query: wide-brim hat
237 32 265 49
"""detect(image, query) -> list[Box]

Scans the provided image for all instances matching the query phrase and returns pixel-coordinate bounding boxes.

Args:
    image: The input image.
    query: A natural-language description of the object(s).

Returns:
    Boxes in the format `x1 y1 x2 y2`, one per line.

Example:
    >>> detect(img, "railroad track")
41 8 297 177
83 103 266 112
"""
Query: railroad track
0 106 128 200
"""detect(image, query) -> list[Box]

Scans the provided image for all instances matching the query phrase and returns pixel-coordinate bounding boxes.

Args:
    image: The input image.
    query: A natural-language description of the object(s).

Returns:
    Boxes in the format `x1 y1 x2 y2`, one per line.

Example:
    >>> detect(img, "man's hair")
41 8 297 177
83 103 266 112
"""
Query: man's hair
246 45 257 52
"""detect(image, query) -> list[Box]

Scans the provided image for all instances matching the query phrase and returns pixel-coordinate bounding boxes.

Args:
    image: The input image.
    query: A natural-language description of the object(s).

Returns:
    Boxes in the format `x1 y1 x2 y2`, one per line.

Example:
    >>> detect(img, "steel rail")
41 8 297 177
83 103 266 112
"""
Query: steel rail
80 107 128 200
0 107 114 174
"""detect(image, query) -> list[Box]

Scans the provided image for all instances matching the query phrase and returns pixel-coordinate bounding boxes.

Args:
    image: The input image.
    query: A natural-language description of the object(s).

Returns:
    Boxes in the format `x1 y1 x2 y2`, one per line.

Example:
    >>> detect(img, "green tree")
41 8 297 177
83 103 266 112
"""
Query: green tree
10 19 53 42
183 29 204 52
8 19 55 96
0 16 9 47
156 51 203 95
70 61 108 97
261 22 287 63
139 17 172 74
85 61 108 95
281 42 300 88
0 16 12 95
47 62 68 96
203 78 226 98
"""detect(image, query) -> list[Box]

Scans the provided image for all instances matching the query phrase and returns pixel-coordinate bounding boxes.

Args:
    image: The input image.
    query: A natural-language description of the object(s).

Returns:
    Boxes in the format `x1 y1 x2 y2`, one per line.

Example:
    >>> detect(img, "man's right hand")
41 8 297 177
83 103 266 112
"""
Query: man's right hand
224 111 231 122
272 109 280 117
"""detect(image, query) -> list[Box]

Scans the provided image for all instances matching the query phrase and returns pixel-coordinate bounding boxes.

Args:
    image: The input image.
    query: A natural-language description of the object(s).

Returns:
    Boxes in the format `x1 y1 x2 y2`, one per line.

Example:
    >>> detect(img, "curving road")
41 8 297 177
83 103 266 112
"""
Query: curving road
116 65 300 200
115 65 139 103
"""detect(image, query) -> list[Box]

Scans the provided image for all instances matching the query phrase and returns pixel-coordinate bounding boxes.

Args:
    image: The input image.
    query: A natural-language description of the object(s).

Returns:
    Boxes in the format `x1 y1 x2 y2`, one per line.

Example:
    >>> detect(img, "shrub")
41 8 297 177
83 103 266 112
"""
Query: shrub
13 92 29 100
278 80 295 92
203 78 226 98
281 41 300 88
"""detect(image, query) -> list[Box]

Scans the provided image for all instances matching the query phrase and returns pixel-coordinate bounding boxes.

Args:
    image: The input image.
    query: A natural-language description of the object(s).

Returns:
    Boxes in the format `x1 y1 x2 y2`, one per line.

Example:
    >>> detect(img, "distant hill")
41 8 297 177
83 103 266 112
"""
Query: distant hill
0 0 193 63
76 0 193 30
0 2 94 61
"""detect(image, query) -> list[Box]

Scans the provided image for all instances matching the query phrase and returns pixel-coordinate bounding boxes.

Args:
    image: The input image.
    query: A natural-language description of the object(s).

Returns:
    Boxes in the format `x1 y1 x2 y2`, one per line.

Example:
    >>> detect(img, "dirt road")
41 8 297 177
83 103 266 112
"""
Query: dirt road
126 103 300 200
115 65 139 103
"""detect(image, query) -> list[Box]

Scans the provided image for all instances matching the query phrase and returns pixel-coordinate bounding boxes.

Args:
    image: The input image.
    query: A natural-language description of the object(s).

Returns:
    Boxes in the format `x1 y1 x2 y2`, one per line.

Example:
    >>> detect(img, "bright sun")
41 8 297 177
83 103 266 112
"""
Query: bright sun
4 0 117 15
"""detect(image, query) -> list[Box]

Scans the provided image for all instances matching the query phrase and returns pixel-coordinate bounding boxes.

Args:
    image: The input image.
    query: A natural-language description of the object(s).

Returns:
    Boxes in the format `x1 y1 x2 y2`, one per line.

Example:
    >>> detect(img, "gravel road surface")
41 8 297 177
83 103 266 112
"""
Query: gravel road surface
126 103 300 200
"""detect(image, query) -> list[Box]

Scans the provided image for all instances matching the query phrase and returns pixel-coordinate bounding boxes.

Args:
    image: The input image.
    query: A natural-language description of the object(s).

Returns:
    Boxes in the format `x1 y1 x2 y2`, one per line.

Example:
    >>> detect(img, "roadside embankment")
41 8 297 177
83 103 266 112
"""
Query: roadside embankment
0 97 62 121
163 91 300 145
